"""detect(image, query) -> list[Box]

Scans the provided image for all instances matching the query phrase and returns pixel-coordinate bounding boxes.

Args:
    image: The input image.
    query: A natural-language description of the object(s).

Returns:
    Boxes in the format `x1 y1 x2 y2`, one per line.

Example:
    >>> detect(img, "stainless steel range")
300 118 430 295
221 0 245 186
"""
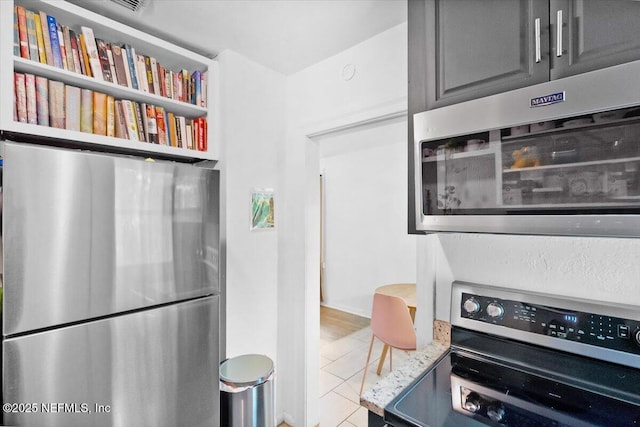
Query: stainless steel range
385 281 640 426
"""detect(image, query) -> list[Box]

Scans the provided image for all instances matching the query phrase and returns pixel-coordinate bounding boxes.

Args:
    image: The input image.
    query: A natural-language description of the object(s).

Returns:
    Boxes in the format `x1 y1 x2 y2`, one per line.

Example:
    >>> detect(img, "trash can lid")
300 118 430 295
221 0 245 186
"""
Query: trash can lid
220 354 274 387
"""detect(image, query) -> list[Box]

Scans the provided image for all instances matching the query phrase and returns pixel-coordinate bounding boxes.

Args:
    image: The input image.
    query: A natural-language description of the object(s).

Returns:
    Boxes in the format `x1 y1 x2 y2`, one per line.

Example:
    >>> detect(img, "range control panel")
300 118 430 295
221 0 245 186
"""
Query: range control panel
460 292 640 355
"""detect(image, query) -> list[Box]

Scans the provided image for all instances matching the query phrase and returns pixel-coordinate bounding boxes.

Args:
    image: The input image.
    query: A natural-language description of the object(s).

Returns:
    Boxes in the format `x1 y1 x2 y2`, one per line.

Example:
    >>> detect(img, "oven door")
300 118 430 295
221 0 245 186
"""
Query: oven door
413 59 640 236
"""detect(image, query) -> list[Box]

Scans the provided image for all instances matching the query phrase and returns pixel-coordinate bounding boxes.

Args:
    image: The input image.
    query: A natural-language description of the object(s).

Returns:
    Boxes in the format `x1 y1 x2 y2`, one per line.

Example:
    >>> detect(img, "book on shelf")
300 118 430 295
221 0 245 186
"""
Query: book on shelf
26 11 39 62
13 7 20 56
185 123 193 150
133 102 146 141
46 15 63 69
202 70 208 108
145 104 158 144
106 45 118 86
114 100 128 139
39 11 54 66
173 72 182 102
48 80 65 129
122 44 139 89
110 44 128 87
35 76 49 126
106 95 115 137
135 54 149 93
150 57 160 96
144 56 154 94
80 26 103 80
80 88 93 133
93 92 107 136
16 6 29 59
158 65 166 98
25 73 37 125
121 101 139 141
56 24 68 71
155 106 167 145
174 115 182 148
78 33 93 77
194 117 208 152
192 70 201 107
14 73 27 123
65 85 81 132
167 111 177 147
95 39 113 83
177 116 187 149
33 12 47 64
69 29 82 74
62 25 75 72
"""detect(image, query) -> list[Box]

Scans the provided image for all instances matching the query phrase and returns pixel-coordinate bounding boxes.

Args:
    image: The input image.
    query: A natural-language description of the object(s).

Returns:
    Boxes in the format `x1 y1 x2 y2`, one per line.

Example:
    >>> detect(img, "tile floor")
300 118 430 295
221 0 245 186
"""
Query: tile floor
318 326 415 426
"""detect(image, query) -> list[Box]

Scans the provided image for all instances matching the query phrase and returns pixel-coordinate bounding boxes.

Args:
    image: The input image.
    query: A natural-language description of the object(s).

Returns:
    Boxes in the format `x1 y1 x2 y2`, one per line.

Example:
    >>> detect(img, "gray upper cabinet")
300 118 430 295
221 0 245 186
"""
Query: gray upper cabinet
550 0 640 80
424 0 549 109
419 0 640 110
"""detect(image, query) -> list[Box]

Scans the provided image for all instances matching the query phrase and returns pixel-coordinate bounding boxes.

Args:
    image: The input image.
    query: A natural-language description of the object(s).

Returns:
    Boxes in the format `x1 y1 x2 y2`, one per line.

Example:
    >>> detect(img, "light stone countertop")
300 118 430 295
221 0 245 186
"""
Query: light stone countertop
359 334 450 416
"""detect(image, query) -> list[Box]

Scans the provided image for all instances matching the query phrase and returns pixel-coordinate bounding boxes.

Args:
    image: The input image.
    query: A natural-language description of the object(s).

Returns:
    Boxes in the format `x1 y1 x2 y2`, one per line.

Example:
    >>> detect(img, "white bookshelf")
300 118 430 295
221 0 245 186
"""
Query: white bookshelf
0 0 218 162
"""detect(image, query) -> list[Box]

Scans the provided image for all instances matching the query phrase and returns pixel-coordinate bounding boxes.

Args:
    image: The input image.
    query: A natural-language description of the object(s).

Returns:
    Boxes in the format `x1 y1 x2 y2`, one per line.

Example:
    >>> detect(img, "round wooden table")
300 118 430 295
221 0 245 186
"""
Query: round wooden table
374 283 416 374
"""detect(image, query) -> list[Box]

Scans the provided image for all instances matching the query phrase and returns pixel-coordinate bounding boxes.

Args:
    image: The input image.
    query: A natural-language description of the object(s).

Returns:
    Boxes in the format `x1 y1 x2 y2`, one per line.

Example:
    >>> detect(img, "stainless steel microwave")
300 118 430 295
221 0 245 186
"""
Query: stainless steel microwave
413 60 640 237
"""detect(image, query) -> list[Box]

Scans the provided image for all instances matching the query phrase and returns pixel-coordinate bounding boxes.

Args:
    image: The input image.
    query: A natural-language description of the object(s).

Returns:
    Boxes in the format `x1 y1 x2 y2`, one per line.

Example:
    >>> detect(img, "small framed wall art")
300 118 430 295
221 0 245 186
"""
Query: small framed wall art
250 188 275 230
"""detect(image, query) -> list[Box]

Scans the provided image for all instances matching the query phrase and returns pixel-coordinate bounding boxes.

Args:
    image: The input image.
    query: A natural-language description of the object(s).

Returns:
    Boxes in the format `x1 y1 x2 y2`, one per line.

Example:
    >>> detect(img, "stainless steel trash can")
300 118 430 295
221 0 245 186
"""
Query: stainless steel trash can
220 354 275 427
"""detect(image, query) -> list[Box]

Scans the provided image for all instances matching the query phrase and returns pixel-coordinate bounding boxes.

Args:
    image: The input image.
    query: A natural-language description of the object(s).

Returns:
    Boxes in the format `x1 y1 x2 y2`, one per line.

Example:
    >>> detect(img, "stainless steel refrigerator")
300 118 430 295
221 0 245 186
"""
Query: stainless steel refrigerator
1 141 220 427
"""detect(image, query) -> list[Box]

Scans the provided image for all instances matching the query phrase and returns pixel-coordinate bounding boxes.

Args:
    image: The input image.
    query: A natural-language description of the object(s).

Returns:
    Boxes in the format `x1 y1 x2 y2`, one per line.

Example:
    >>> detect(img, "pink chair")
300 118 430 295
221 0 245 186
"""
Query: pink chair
359 292 416 395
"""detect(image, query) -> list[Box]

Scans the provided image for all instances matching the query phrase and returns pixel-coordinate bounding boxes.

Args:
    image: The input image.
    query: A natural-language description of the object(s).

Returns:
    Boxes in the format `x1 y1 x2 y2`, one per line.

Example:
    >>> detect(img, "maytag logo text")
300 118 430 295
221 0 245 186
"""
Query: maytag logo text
530 91 565 108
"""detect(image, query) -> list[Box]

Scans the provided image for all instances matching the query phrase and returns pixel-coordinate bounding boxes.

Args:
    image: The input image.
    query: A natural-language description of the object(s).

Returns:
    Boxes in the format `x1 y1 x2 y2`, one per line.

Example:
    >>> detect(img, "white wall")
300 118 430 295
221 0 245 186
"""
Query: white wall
425 233 640 322
217 50 284 365
281 22 408 426
318 117 417 318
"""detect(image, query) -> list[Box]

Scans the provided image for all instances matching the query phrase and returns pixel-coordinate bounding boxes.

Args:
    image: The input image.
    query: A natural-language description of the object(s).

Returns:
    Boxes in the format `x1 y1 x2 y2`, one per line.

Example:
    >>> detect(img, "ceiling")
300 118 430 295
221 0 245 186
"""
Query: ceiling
69 0 408 75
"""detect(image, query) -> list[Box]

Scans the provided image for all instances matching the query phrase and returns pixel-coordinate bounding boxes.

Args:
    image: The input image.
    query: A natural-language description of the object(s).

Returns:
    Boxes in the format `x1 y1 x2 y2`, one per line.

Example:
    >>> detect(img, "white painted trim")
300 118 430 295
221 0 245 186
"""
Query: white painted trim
304 96 407 139
320 302 371 320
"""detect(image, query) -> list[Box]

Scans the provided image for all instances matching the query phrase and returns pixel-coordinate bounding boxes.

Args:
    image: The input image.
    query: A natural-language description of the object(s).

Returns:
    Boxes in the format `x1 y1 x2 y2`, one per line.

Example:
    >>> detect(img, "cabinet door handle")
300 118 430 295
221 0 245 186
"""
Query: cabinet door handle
556 10 563 57
535 18 542 63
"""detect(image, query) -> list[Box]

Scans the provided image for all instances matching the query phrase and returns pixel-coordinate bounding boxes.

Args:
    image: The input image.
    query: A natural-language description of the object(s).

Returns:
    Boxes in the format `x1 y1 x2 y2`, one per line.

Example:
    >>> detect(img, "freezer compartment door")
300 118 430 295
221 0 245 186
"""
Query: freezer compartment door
3 296 219 427
3 142 220 335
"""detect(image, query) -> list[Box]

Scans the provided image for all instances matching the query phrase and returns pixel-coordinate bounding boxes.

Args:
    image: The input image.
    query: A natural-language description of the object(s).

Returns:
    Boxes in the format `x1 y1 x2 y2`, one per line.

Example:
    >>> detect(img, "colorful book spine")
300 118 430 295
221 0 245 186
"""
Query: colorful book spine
106 45 118 86
167 112 177 147
14 73 27 123
39 11 53 66
201 70 208 108
17 6 29 59
185 123 193 150
111 44 128 87
62 26 74 72
95 39 112 83
121 101 139 141
145 104 158 144
150 57 160 96
155 106 167 145
114 100 128 139
56 24 68 71
136 54 149 93
192 70 202 106
133 102 146 141
106 95 115 137
26 11 40 61
93 92 107 135
69 30 82 73
47 15 63 69
65 85 81 131
48 80 65 128
78 34 93 77
80 88 93 133
35 76 49 126
33 13 47 64
13 7 20 56
25 73 37 125
120 45 133 88
144 56 154 94
81 26 103 80
123 44 139 89
177 116 187 149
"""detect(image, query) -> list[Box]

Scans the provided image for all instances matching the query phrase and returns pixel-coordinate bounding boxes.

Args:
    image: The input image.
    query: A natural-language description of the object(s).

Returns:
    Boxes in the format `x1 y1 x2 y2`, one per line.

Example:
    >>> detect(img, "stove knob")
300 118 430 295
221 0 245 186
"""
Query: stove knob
487 403 506 422
463 298 481 314
635 329 640 346
463 392 482 413
486 302 505 318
